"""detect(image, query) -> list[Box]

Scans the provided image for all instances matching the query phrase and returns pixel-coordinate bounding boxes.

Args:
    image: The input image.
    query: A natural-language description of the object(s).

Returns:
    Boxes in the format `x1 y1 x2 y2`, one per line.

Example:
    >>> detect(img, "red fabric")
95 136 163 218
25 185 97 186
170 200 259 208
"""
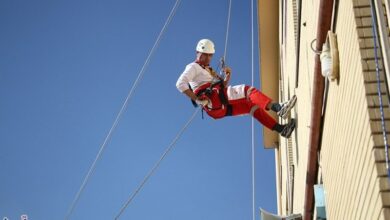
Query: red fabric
195 85 277 130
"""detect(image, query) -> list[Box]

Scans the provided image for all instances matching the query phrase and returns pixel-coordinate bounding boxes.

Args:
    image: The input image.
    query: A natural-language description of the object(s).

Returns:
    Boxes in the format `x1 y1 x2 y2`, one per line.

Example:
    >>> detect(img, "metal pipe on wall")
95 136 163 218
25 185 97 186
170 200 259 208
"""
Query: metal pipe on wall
303 0 334 219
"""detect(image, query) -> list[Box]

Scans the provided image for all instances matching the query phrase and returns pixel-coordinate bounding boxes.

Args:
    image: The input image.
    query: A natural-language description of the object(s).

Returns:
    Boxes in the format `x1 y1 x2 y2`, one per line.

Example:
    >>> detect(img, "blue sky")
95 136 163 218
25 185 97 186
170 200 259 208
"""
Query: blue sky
0 1 277 219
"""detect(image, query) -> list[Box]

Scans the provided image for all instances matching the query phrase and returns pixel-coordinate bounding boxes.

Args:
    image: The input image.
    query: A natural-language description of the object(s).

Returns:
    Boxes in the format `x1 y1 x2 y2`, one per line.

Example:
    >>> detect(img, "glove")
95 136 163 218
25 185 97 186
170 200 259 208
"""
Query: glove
223 66 232 74
223 66 231 81
195 98 209 107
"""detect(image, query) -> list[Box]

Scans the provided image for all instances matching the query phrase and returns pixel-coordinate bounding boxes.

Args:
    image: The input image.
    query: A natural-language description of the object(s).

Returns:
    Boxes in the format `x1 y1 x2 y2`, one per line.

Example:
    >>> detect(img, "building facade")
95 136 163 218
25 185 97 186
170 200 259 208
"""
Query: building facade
258 0 390 219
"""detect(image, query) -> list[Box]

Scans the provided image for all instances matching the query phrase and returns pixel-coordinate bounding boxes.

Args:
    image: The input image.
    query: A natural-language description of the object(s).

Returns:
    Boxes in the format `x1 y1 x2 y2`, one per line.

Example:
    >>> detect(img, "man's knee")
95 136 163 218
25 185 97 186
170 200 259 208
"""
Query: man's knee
245 86 256 99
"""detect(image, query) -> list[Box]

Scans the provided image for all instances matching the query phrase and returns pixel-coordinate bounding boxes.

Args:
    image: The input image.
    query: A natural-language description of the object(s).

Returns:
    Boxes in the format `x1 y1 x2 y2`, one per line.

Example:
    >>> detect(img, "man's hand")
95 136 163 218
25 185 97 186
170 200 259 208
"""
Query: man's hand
223 66 231 75
223 66 231 86
195 98 209 107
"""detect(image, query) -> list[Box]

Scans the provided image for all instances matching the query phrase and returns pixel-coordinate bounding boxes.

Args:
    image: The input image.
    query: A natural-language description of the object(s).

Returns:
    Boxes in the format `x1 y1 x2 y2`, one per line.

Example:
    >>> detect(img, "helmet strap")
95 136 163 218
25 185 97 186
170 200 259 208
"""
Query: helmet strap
195 53 208 67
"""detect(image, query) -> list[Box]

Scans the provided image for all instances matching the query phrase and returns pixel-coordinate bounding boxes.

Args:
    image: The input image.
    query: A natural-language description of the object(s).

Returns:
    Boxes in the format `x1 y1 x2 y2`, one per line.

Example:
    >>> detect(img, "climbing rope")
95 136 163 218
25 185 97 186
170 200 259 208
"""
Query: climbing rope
217 0 232 79
114 108 200 219
114 1 234 218
64 1 182 219
370 0 390 180
251 0 256 220
223 0 232 61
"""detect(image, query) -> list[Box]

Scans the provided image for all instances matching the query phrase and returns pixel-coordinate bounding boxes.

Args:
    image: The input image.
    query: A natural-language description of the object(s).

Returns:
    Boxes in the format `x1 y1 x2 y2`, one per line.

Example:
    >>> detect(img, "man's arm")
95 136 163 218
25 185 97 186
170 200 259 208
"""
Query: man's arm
182 89 198 101
182 89 209 107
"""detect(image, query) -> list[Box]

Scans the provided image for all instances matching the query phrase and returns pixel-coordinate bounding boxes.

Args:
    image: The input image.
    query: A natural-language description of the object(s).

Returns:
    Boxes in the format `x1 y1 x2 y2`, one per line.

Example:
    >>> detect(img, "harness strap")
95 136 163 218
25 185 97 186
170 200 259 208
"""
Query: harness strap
226 104 233 116
195 61 224 81
194 81 232 116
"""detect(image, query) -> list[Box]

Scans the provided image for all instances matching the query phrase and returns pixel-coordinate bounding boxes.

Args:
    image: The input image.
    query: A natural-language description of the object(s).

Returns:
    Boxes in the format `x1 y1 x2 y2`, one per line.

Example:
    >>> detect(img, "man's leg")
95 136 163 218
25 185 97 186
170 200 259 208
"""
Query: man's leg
229 98 276 130
246 86 272 110
252 107 277 130
230 101 295 138
246 86 297 119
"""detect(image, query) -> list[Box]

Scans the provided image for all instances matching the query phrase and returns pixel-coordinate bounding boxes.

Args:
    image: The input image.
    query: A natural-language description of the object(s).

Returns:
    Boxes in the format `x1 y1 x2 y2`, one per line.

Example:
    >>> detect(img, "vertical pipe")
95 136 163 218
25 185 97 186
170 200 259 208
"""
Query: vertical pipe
303 0 334 219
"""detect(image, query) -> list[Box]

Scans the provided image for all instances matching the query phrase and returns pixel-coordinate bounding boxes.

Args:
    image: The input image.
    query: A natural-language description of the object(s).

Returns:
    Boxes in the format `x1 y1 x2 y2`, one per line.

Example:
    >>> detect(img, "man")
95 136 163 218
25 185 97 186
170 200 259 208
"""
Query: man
176 39 296 138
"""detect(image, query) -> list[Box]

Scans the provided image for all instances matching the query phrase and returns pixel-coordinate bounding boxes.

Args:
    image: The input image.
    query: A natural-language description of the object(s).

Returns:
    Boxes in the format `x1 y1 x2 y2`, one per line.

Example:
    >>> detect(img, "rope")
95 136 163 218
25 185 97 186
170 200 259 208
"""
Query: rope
250 0 256 220
114 1 233 218
223 0 232 61
64 1 182 219
370 0 390 180
114 108 200 219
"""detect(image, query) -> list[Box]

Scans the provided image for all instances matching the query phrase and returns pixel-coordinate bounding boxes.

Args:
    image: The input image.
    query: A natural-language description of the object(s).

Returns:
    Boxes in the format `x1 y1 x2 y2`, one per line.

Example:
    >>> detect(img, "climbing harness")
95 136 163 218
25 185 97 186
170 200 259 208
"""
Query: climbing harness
190 59 232 119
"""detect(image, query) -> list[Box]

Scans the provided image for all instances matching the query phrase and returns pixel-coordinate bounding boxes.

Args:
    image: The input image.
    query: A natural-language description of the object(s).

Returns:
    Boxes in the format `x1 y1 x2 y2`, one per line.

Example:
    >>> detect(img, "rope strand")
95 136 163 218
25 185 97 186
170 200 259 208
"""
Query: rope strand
64 1 182 219
251 0 256 220
114 108 200 219
114 1 234 218
223 0 232 61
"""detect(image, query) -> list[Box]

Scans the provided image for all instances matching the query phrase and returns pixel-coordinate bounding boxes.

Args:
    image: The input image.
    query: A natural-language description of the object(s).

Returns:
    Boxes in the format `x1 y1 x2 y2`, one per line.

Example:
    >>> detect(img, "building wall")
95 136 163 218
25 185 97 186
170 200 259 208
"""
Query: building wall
320 0 390 219
276 0 390 219
277 0 319 216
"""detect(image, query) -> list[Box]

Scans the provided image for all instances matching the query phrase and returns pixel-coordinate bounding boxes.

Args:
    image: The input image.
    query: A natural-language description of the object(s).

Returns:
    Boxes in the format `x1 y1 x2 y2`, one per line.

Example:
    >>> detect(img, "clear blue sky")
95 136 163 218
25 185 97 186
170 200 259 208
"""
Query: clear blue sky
0 1 277 219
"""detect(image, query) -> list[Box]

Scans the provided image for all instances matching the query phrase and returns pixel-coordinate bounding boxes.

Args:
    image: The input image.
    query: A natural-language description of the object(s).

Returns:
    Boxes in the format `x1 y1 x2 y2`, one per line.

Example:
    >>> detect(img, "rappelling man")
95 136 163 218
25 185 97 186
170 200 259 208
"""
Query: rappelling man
176 39 296 138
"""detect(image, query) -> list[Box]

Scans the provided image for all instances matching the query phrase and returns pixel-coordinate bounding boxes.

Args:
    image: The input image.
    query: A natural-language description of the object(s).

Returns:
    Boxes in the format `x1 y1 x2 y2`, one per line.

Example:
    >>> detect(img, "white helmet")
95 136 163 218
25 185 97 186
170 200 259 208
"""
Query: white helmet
196 39 215 54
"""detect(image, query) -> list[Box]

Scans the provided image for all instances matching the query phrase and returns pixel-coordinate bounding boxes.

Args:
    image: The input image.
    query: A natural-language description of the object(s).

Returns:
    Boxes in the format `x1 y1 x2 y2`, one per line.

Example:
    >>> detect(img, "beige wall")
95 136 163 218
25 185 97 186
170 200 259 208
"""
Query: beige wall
320 0 390 219
273 0 390 219
258 0 280 149
277 0 319 215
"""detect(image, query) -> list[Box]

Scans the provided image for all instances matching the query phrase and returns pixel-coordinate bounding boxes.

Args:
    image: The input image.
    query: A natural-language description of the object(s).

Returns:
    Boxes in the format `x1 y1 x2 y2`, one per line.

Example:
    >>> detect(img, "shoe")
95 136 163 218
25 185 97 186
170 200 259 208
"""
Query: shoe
280 119 296 138
277 95 297 119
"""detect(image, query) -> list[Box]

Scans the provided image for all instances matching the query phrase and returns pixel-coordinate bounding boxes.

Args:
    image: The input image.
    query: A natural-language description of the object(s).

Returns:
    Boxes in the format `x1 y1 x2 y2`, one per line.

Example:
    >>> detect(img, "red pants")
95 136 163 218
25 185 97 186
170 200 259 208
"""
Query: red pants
195 85 277 130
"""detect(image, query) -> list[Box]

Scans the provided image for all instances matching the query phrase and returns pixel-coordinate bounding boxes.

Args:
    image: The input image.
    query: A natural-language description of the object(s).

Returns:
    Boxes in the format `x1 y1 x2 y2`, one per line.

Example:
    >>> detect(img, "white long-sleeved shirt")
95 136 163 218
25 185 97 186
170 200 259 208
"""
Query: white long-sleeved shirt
176 62 219 92
176 62 246 101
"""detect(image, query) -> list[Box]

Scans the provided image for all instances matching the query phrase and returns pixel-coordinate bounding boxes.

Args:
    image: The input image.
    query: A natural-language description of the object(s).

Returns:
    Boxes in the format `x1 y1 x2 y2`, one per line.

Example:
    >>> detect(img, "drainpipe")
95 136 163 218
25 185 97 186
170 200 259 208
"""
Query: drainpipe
303 0 334 220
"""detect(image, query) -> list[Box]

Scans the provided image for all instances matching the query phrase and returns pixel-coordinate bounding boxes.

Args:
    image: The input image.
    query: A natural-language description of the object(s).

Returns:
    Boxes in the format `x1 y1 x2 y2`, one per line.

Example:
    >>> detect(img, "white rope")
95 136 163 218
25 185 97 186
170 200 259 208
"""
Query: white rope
114 108 200 219
251 0 256 220
114 1 233 218
223 0 232 61
64 1 181 219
